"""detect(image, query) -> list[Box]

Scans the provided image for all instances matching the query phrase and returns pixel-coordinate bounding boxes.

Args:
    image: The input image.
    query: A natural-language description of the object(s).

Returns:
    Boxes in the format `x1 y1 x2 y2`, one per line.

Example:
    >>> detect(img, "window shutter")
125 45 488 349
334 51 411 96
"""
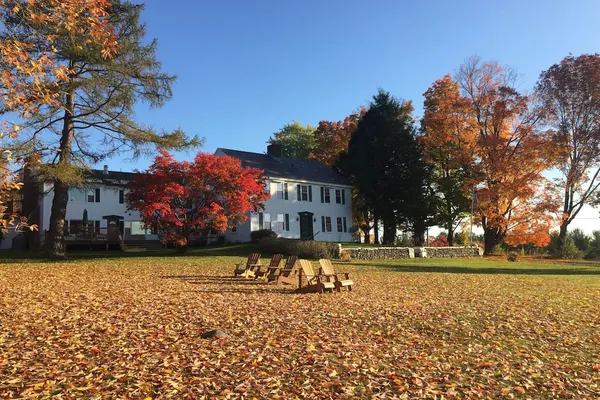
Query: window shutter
308 186 312 202
320 187 324 203
321 216 325 232
119 189 124 204
284 183 288 200
259 213 264 229
95 188 100 203
341 189 346 205
343 217 347 232
297 184 301 201
285 214 289 231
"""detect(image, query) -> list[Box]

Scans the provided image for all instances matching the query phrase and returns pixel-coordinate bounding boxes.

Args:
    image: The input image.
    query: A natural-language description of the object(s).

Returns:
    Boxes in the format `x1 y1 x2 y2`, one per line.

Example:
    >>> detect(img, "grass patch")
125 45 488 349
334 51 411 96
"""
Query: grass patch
1 255 599 398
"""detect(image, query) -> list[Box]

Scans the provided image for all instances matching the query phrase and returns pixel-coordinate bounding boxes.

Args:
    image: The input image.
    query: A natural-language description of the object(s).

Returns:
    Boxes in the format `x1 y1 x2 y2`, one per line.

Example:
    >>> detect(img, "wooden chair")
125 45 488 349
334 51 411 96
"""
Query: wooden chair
295 260 336 294
271 255 298 284
254 254 283 279
233 253 261 278
318 258 353 291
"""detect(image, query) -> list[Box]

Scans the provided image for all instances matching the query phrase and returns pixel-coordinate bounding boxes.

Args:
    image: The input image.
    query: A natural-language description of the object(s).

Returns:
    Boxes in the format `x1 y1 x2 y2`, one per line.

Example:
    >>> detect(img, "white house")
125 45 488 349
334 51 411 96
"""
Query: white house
215 145 354 243
14 166 158 249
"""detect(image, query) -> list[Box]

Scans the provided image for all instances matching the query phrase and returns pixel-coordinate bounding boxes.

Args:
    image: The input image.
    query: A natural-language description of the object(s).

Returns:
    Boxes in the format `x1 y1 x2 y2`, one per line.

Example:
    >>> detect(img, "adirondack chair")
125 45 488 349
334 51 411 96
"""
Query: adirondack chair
271 255 298 284
253 253 283 279
233 253 261 278
295 259 336 294
318 258 353 291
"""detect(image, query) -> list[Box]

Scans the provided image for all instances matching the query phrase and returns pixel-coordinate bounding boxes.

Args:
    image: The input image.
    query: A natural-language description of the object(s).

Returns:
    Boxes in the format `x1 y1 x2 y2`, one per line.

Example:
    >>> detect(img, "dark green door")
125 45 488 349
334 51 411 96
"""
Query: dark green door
299 212 314 240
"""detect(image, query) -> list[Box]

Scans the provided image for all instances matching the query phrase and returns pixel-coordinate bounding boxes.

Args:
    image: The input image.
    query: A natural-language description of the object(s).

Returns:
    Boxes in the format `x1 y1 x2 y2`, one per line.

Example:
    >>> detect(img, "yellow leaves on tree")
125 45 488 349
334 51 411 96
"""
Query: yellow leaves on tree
0 0 118 117
453 57 558 254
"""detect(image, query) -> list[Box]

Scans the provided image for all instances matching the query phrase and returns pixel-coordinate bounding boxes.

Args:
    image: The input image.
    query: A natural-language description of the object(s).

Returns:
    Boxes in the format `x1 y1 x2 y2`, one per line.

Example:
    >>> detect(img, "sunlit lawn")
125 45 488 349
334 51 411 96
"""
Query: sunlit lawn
1 247 599 398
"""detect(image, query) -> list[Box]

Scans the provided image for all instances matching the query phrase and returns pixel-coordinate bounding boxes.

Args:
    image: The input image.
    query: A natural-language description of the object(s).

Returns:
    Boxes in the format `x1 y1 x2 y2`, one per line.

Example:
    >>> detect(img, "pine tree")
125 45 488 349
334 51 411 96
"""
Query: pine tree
0 1 201 258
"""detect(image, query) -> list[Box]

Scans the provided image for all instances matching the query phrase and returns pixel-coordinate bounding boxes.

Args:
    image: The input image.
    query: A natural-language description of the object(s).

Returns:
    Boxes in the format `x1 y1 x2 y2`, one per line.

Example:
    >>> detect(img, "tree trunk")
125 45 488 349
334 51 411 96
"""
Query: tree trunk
382 212 396 245
557 223 568 251
361 226 371 244
447 221 454 247
413 221 426 246
46 81 75 259
373 215 379 244
483 227 503 256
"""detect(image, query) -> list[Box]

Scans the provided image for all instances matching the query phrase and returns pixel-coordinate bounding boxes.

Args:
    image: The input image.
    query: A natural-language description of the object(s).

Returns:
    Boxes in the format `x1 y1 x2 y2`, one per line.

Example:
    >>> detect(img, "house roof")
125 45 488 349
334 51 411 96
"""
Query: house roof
84 169 136 187
216 148 350 186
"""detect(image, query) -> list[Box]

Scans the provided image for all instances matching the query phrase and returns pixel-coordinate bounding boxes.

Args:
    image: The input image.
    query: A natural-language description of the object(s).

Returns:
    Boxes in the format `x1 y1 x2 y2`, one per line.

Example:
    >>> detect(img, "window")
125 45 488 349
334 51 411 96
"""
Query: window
335 189 347 205
276 214 285 231
337 217 343 232
321 187 331 203
119 189 124 204
232 225 237 233
285 213 290 231
297 184 312 202
274 182 288 200
321 216 332 233
86 188 100 203
263 213 271 230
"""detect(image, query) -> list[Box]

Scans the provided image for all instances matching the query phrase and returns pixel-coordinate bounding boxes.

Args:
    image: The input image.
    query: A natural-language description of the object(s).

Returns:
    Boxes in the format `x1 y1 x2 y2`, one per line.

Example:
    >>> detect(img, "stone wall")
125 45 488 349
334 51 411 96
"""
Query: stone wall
344 246 482 260
344 247 414 260
415 246 483 258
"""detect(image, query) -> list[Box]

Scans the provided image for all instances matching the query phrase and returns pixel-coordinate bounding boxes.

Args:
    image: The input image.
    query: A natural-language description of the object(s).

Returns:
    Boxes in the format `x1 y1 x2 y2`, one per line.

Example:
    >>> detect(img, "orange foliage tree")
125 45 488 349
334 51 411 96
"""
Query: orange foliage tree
454 57 557 255
421 75 478 245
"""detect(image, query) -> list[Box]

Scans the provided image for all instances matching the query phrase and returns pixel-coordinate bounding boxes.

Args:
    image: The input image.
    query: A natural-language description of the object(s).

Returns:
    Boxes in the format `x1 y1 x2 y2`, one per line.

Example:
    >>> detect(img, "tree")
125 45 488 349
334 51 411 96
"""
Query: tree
421 75 478 246
339 89 428 245
127 151 269 253
309 108 366 166
268 121 315 159
0 1 201 258
536 54 600 250
455 57 557 255
309 108 369 242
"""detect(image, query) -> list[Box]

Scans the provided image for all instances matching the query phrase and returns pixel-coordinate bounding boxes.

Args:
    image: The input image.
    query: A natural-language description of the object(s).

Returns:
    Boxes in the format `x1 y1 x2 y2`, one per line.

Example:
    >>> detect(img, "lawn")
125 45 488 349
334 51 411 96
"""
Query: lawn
1 248 600 399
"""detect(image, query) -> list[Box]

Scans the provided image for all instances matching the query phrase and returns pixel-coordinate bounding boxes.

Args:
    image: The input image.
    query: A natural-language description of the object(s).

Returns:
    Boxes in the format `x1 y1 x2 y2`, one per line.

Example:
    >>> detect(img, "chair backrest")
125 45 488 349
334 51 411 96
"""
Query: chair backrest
318 258 335 275
270 254 283 268
299 259 315 278
280 255 297 277
247 253 260 267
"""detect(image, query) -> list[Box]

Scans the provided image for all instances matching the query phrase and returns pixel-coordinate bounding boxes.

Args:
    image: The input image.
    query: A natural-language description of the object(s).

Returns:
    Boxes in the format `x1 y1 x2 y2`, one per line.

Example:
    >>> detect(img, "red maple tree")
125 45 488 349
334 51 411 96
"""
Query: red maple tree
127 151 269 252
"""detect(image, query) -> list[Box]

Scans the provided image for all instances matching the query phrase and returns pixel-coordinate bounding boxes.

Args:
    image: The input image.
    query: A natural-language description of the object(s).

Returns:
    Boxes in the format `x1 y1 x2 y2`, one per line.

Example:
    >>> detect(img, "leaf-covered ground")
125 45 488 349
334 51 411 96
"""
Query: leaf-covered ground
1 249 600 399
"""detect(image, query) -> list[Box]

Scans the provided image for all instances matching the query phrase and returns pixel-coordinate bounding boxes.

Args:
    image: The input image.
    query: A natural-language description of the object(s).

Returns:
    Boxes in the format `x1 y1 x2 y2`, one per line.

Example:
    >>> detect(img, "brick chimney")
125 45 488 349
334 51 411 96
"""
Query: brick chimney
267 143 283 158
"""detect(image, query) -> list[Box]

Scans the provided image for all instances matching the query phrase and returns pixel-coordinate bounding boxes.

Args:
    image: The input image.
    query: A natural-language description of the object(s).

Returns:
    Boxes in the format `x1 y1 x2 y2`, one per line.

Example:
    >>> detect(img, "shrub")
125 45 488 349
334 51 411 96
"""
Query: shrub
491 243 505 255
340 249 352 262
506 251 519 262
257 238 340 259
551 235 583 259
250 229 277 243
215 235 226 246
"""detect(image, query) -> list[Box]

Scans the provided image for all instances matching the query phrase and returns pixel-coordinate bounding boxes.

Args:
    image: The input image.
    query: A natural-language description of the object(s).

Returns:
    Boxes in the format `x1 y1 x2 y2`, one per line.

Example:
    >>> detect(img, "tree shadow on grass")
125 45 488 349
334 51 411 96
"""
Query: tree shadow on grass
372 263 600 275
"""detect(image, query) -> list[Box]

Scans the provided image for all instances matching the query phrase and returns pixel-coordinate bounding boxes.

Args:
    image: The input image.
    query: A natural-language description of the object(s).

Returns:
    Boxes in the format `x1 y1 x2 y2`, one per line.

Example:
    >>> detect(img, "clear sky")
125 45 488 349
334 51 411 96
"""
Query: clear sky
107 0 600 231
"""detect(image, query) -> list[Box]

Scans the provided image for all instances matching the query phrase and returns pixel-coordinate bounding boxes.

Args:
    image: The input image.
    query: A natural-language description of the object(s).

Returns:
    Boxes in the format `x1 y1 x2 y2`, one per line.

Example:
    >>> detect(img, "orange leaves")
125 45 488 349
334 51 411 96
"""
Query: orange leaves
1 254 600 398
0 0 118 117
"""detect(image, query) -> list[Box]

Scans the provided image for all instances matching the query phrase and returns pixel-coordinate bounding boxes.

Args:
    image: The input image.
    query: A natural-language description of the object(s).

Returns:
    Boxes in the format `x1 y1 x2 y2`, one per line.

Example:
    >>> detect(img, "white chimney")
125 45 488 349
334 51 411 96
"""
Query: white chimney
103 165 109 175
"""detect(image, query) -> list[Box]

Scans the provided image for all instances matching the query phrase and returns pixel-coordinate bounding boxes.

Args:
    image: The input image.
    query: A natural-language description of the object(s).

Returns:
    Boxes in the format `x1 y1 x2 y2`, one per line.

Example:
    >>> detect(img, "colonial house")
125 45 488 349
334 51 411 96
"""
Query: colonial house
215 145 354 243
2 144 353 250
10 166 159 250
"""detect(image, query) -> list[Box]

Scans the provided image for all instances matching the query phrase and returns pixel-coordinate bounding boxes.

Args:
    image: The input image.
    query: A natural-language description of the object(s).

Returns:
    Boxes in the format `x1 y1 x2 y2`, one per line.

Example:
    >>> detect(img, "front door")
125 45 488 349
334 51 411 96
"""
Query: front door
298 212 314 240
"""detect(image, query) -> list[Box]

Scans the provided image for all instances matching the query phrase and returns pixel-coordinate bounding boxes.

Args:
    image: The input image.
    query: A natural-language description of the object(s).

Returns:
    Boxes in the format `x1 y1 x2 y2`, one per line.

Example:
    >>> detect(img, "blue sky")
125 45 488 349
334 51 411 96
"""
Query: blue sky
108 0 600 230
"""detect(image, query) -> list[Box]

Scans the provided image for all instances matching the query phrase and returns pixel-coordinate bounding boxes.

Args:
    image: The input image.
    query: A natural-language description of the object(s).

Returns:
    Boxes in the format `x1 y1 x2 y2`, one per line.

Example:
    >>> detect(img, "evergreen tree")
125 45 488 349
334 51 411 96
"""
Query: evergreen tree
339 89 430 245
1 1 201 258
